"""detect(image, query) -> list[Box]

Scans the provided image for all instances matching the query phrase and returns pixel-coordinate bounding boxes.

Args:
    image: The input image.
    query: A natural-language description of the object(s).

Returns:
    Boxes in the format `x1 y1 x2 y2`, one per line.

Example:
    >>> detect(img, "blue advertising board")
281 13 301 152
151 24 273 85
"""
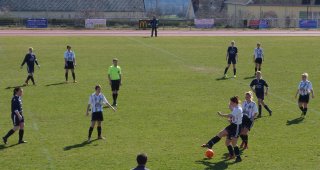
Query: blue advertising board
299 19 318 29
259 19 270 29
26 19 48 28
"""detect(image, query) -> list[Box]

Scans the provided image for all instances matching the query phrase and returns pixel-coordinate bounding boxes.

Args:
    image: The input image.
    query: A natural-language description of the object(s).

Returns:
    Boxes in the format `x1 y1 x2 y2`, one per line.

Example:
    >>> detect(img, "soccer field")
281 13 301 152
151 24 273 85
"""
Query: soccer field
0 36 319 170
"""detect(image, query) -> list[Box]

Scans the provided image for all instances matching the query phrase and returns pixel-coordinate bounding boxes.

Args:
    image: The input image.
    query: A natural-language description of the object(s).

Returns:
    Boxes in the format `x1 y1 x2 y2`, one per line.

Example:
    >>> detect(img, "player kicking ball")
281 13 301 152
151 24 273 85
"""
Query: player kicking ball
86 85 116 143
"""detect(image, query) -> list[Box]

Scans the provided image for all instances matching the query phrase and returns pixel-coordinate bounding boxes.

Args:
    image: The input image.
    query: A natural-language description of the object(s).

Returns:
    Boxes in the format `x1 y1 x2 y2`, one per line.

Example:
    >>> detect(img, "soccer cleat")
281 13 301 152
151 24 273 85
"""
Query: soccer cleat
87 138 91 143
73 80 77 83
235 156 242 162
112 103 117 107
228 154 235 160
240 141 245 148
224 74 228 78
269 110 272 116
233 75 237 78
201 143 209 148
18 140 27 144
2 137 7 144
301 113 305 118
257 114 262 118
98 136 105 140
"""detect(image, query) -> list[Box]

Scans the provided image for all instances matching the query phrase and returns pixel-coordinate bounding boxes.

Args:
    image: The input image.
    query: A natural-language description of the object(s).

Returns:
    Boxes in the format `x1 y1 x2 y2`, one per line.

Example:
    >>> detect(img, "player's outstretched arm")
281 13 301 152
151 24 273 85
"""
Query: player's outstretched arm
217 111 229 118
86 104 91 116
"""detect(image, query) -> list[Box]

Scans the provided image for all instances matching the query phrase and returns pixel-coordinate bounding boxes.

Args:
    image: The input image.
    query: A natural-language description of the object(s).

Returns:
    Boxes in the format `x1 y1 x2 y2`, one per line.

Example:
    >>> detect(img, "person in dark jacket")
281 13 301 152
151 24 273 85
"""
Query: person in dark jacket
150 16 158 37
132 153 149 170
21 47 40 85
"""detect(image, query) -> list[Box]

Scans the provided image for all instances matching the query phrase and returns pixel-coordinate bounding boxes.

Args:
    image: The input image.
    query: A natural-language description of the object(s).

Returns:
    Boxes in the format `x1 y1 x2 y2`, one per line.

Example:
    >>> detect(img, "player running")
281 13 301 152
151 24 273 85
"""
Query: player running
223 41 238 78
21 47 40 85
201 96 243 162
253 43 264 75
108 58 122 107
250 71 272 118
295 73 314 118
2 87 27 144
86 85 116 142
239 91 258 150
64 45 76 83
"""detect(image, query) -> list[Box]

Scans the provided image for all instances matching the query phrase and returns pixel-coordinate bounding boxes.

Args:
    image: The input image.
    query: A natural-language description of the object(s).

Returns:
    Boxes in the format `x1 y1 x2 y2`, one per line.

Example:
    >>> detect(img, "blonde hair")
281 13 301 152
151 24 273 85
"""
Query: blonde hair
29 47 33 51
245 91 254 100
301 72 308 78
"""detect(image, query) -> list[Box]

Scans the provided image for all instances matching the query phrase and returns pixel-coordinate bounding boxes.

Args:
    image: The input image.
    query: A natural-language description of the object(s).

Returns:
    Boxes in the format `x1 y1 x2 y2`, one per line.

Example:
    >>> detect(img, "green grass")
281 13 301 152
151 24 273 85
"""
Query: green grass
0 36 320 170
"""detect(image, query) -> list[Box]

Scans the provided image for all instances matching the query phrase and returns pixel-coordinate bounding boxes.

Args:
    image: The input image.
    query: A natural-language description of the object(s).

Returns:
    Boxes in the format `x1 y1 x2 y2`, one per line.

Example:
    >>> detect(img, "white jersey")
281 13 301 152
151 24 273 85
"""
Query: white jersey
230 105 243 125
242 101 258 119
254 48 263 59
88 93 108 113
64 50 75 62
298 80 313 95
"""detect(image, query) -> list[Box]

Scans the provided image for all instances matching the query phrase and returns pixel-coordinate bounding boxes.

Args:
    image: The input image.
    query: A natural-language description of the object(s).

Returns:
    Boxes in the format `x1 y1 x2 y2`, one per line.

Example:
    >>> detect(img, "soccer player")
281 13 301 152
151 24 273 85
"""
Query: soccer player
20 47 40 85
108 58 122 107
223 40 238 78
239 91 258 150
201 96 243 162
295 73 314 118
131 153 150 170
64 45 76 83
253 43 264 75
250 71 272 118
150 16 158 37
2 87 27 144
86 85 115 142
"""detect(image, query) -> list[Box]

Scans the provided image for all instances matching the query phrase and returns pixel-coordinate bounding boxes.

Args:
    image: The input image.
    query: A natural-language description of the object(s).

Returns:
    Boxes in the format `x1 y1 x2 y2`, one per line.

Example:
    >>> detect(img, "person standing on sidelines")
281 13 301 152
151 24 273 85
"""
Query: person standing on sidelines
223 40 238 78
250 71 272 118
295 73 314 118
21 47 40 85
64 45 77 83
253 43 264 75
108 58 122 107
86 85 116 142
2 87 27 144
150 16 158 37
201 96 243 162
239 91 258 150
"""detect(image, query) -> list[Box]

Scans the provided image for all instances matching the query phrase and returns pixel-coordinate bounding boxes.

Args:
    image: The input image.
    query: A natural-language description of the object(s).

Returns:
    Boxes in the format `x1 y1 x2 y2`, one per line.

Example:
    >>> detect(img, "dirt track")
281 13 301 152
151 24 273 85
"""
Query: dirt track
1 29 320 36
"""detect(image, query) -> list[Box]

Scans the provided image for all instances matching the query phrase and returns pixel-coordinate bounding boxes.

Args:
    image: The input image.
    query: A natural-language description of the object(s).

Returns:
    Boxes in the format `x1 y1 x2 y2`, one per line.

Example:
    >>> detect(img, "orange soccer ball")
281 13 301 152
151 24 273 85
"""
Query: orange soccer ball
205 149 215 159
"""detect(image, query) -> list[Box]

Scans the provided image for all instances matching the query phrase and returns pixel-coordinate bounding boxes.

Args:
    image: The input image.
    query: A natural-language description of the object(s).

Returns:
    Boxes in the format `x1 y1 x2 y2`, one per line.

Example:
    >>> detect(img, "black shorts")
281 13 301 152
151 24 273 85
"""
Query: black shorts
65 61 74 69
298 94 309 103
228 57 236 64
11 114 24 126
111 80 120 91
255 92 264 100
91 111 103 121
255 58 263 64
225 123 241 139
27 66 34 73
242 115 253 130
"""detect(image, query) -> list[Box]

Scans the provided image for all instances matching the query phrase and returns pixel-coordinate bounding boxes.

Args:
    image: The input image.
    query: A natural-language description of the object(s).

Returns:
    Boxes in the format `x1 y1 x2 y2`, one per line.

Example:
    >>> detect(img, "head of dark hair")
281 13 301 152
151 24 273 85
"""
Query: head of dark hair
67 45 71 49
136 153 147 165
13 87 21 96
230 96 240 104
95 85 101 90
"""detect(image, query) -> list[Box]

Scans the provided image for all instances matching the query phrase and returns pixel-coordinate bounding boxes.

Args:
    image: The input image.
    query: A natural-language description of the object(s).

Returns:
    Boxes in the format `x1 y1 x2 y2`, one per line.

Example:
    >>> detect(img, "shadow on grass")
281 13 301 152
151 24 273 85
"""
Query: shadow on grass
216 77 231 81
5 84 26 90
195 157 238 170
45 82 67 87
243 75 256 80
0 143 20 150
286 117 304 126
63 139 98 151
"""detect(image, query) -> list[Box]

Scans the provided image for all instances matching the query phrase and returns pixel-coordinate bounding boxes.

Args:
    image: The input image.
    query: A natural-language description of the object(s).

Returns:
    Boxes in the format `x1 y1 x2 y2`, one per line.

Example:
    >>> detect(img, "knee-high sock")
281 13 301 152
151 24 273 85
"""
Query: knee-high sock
25 75 31 83
72 72 75 81
112 94 116 104
299 106 304 112
264 105 272 113
30 76 35 84
19 129 24 141
207 136 221 148
243 135 248 145
88 127 93 138
303 108 308 115
65 73 68 81
258 105 262 115
4 129 15 139
224 67 229 75
227 145 234 156
255 67 257 73
233 68 236 75
234 146 240 157
97 126 102 137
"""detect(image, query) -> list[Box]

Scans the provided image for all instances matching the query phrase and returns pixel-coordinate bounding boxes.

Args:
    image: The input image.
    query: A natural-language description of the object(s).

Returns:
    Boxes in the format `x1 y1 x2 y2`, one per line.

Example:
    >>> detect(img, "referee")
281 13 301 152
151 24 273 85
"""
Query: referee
86 85 115 142
64 45 76 83
21 47 40 85
2 87 27 144
108 58 122 107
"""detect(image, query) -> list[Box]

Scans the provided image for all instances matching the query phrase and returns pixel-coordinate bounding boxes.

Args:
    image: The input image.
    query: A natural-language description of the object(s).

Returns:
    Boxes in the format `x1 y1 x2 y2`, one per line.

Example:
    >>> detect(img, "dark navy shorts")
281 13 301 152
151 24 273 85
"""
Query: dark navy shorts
11 114 24 126
27 66 34 73
65 61 74 69
255 92 264 100
92 111 103 121
225 123 241 139
111 80 120 91
242 115 253 130
298 94 309 103
255 58 263 64
228 57 236 64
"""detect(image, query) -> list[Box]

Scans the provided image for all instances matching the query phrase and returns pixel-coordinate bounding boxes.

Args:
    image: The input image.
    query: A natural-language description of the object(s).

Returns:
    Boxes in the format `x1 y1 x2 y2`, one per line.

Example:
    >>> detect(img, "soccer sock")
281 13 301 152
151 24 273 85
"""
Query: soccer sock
255 67 257 73
97 126 102 137
26 76 31 83
258 105 262 116
72 72 76 81
88 127 93 138
258 67 261 71
243 135 248 145
65 73 68 81
303 108 308 115
4 129 15 139
264 105 272 113
30 76 35 84
112 94 116 104
114 93 118 104
227 145 234 156
299 106 304 112
207 136 221 148
233 68 236 75
234 146 240 157
240 135 245 141
224 67 228 75
19 129 24 141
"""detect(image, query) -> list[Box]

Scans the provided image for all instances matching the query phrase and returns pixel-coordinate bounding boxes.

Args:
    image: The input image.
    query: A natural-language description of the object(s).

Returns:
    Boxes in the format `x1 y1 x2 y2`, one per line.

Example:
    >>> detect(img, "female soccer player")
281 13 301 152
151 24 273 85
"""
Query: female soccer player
253 43 264 75
201 96 243 162
86 85 116 142
64 45 76 83
223 41 238 78
21 47 40 85
2 87 27 144
239 91 258 150
295 73 314 118
250 71 272 118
